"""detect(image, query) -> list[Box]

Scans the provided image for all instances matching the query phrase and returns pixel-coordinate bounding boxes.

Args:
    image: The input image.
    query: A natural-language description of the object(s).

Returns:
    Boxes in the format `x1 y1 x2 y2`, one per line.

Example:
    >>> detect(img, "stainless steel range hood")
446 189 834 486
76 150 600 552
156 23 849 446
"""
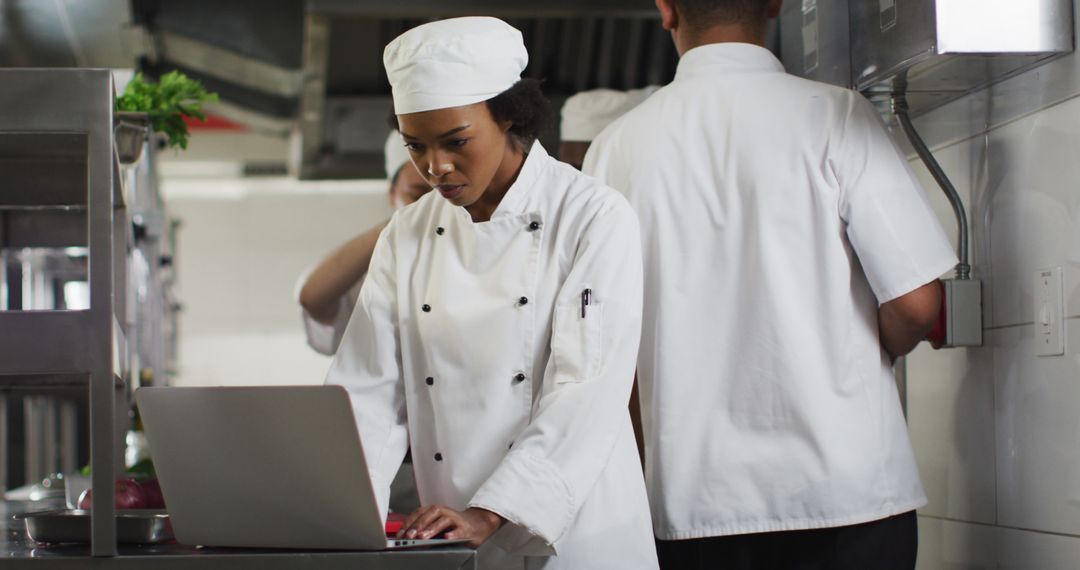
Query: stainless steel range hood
851 0 1074 114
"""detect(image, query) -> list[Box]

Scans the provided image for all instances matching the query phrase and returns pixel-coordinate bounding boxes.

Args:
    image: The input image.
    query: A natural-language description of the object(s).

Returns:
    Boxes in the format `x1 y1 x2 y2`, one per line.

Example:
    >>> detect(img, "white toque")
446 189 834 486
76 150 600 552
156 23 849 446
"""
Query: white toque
384 17 528 115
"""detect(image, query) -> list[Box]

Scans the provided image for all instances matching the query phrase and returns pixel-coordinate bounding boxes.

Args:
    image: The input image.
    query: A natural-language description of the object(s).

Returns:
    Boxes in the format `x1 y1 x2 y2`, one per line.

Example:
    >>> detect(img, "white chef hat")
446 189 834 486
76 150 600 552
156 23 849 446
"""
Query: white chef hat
384 130 411 180
383 17 528 115
560 86 660 142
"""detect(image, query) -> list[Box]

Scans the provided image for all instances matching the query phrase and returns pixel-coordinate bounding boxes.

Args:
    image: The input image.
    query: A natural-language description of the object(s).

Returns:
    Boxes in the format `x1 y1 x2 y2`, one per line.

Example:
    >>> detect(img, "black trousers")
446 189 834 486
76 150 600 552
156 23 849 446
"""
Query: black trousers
656 511 918 570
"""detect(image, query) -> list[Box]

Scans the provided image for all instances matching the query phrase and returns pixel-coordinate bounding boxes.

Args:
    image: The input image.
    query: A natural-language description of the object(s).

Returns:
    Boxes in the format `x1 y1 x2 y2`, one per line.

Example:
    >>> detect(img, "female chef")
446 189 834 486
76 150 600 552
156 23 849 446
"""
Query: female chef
324 16 658 570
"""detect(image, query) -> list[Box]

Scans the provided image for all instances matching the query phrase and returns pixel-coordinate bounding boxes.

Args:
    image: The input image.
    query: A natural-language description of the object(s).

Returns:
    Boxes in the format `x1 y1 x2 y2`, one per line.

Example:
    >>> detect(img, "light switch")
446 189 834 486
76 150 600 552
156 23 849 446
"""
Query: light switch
1035 267 1064 357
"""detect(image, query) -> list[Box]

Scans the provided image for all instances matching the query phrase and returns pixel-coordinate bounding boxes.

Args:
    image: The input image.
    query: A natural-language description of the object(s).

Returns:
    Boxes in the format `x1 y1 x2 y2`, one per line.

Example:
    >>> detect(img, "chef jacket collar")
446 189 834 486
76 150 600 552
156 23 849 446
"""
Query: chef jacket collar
458 139 545 222
674 42 784 82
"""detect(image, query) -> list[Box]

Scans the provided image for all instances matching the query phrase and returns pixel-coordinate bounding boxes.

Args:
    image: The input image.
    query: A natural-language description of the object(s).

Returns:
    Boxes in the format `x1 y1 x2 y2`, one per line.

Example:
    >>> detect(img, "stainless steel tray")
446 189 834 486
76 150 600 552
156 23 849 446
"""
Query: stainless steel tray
15 509 173 544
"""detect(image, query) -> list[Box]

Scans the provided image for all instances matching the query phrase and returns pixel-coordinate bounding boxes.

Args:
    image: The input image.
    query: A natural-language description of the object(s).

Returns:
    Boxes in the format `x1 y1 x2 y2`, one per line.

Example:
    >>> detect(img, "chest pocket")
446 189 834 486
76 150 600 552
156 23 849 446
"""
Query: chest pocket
552 300 603 384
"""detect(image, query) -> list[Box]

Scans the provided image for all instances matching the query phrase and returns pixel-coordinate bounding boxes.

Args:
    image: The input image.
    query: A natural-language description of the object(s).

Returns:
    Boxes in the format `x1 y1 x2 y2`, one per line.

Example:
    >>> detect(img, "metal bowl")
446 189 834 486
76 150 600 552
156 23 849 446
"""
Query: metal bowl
114 111 150 165
16 508 173 544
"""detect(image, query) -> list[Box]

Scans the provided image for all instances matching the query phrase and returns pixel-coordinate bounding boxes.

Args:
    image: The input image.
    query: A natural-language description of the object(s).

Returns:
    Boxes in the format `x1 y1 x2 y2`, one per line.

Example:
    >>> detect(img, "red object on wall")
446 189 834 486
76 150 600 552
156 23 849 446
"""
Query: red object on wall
926 280 947 349
183 114 245 132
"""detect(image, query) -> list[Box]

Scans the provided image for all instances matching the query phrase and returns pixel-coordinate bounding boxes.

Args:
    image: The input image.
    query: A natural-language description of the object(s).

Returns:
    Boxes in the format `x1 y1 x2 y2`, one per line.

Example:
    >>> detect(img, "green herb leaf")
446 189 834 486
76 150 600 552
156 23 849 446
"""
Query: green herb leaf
116 71 219 150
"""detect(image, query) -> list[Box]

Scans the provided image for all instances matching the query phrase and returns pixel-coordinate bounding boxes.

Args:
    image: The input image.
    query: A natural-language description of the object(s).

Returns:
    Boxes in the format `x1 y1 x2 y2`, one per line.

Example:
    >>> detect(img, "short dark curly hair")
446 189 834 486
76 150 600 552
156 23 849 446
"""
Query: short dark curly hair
388 78 553 149
484 78 554 150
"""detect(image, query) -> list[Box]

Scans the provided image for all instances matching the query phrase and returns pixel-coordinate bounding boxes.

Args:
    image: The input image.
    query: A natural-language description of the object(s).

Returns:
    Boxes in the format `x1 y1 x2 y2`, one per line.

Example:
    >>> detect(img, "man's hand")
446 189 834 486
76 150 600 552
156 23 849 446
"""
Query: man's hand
398 505 504 547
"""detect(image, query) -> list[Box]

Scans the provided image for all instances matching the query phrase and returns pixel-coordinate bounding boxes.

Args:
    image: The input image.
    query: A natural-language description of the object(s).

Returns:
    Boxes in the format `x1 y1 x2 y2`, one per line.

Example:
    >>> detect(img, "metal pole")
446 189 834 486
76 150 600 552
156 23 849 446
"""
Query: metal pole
0 396 6 492
891 92 971 280
88 71 117 557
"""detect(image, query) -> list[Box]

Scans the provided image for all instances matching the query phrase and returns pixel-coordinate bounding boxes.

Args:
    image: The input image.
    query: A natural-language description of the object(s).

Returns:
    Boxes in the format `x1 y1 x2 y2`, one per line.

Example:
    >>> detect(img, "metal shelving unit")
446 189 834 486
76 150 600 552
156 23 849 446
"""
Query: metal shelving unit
0 69 128 556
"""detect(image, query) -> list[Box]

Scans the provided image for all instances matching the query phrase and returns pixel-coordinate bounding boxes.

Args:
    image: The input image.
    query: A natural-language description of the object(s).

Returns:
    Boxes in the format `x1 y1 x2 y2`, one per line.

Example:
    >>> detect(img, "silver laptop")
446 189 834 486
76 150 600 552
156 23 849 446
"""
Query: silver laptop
136 385 464 550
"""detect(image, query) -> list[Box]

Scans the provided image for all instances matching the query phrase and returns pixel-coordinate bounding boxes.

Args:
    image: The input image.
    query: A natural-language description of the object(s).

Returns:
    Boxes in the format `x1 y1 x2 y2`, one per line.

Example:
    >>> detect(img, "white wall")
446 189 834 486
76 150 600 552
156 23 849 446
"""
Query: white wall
162 175 392 387
900 5 1080 567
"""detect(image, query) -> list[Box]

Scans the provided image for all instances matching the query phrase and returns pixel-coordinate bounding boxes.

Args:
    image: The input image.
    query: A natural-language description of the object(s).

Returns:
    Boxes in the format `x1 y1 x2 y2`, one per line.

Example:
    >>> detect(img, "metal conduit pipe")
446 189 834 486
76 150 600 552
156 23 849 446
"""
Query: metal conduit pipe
891 92 971 280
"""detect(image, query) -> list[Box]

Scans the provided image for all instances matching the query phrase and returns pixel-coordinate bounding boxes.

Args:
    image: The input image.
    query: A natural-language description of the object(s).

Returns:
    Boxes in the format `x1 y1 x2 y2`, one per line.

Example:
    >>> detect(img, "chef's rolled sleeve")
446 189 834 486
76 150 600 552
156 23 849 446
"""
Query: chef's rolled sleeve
468 195 644 552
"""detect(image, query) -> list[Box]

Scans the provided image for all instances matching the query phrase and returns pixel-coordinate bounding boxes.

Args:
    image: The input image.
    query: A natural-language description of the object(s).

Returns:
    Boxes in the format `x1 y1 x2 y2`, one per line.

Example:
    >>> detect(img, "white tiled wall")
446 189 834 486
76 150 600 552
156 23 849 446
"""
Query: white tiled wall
905 339 995 525
916 516 996 570
903 2 1080 565
994 319 1080 536
918 515 1080 570
164 178 392 387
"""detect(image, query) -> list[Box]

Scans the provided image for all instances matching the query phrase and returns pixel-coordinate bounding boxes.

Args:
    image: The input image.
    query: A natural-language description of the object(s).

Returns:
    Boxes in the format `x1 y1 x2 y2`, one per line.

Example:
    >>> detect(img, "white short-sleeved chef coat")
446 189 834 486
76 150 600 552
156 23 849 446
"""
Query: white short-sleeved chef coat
298 277 361 355
325 142 658 569
583 43 958 540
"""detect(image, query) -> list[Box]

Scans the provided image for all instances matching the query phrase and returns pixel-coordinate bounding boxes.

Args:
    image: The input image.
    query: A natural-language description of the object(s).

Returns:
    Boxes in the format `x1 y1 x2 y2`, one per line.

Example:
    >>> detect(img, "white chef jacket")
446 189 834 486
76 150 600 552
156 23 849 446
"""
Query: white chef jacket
583 43 958 540
325 142 658 569
297 274 361 355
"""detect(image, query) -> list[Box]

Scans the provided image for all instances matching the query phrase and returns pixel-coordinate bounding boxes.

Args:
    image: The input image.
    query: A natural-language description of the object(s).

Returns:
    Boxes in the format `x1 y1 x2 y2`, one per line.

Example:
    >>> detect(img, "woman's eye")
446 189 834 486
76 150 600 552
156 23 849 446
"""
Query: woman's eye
405 142 423 152
448 138 469 148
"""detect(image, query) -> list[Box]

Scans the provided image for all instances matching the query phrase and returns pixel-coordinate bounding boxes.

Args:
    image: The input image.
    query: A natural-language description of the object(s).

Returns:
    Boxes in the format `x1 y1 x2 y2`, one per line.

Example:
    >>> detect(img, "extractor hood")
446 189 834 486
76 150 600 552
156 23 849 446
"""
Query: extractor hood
852 0 1074 114
779 0 1074 116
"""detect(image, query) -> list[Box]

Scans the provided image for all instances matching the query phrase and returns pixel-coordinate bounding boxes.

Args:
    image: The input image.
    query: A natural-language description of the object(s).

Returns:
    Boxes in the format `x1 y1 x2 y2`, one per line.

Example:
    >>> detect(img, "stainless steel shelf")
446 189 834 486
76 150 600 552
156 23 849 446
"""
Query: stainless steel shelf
0 373 124 392
1 210 88 248
0 133 89 209
0 69 127 556
0 312 94 374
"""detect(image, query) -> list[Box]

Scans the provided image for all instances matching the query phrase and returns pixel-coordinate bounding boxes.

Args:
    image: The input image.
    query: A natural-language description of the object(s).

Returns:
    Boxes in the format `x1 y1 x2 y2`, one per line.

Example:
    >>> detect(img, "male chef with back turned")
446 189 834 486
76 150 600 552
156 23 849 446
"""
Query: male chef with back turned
584 0 957 568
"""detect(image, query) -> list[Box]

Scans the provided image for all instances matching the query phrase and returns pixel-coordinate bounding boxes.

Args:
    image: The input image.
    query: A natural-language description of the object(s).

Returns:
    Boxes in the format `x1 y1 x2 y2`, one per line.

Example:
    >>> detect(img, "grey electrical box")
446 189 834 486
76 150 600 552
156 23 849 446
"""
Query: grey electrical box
852 0 1074 115
940 278 983 348
779 0 851 87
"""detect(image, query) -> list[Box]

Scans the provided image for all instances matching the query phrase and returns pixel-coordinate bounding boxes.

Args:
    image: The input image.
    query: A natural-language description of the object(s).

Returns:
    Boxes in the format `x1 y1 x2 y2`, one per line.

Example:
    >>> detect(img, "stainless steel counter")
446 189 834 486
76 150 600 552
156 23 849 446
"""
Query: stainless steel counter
2 501 477 569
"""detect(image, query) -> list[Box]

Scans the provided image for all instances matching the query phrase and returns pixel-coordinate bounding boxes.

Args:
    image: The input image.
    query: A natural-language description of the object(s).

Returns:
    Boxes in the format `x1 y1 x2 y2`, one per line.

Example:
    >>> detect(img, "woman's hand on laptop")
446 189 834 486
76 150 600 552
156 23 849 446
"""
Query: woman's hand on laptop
397 504 505 547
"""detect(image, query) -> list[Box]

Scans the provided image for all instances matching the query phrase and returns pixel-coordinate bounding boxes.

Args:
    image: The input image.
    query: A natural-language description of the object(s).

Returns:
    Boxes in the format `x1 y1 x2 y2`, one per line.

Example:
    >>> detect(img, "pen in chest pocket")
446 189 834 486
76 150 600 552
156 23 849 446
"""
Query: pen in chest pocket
581 288 592 318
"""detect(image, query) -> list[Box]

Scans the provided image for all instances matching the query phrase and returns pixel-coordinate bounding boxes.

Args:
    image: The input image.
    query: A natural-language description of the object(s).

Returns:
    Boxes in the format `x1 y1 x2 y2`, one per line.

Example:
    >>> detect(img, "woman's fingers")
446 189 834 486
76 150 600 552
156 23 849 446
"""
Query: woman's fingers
404 505 449 538
419 515 456 539
398 505 437 538
397 505 491 543
443 526 465 541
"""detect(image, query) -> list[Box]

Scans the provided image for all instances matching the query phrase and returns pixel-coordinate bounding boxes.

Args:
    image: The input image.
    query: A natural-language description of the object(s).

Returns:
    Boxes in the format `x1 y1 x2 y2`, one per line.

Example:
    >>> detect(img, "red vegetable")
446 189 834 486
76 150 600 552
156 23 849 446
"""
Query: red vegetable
138 478 165 509
77 478 148 510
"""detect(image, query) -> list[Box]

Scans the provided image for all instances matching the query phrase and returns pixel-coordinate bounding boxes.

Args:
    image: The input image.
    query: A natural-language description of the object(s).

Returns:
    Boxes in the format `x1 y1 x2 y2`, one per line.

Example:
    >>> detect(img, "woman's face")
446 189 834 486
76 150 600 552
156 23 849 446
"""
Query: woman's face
397 102 512 211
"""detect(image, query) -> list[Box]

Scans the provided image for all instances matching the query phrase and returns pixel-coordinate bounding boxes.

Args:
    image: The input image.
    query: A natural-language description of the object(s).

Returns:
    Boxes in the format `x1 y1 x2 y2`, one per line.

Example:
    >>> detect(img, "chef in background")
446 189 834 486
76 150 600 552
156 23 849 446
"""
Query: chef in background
557 87 658 171
326 16 657 569
584 0 956 568
296 132 431 356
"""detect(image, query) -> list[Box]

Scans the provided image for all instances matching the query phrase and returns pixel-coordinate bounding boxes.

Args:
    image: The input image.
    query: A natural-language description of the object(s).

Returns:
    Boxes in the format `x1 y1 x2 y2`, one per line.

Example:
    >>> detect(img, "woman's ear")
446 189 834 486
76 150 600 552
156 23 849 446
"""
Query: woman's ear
498 119 513 134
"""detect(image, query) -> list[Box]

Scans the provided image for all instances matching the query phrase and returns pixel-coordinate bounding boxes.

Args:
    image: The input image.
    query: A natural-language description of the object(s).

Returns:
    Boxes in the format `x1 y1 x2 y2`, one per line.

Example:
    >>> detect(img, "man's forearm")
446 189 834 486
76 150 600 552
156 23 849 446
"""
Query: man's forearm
878 280 943 361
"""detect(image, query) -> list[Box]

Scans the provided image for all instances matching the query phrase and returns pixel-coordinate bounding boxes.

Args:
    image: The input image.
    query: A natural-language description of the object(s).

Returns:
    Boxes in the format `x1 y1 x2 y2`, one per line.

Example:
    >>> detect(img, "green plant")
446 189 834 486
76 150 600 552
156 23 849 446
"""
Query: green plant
116 71 219 150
